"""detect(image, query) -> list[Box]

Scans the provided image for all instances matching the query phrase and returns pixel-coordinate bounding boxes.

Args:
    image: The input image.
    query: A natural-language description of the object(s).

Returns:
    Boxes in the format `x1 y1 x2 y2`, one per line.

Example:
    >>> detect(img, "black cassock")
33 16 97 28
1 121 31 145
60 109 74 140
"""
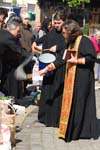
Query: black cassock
38 28 66 127
64 36 97 142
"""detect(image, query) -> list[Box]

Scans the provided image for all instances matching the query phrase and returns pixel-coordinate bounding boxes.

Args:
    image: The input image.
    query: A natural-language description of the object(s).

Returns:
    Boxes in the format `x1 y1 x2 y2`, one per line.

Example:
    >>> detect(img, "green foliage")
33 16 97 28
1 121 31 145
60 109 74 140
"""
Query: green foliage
82 24 89 35
67 0 90 7
37 0 66 8
37 0 90 8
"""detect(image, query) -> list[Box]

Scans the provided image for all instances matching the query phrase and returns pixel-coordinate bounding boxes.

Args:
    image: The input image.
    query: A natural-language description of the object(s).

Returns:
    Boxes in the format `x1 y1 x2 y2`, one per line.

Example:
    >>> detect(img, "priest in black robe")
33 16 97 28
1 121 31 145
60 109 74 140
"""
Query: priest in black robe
58 20 97 142
38 8 67 127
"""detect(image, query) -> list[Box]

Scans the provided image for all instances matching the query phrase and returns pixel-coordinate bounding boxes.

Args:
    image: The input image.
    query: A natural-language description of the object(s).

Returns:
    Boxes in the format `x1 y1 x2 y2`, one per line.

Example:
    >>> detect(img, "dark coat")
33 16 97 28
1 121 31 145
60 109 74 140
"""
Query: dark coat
20 23 34 52
0 29 30 98
38 28 66 127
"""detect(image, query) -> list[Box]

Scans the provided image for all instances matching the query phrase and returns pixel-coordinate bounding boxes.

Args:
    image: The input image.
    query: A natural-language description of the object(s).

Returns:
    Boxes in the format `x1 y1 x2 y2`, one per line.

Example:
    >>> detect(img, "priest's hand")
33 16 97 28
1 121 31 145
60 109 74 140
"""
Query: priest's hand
67 54 85 64
38 68 48 76
49 45 57 52
67 54 77 64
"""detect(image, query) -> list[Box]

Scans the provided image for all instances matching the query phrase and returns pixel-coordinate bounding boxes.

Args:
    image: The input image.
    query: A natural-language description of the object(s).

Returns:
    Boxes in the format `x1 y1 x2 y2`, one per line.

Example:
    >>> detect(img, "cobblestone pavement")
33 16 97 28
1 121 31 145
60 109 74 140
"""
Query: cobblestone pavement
13 83 100 150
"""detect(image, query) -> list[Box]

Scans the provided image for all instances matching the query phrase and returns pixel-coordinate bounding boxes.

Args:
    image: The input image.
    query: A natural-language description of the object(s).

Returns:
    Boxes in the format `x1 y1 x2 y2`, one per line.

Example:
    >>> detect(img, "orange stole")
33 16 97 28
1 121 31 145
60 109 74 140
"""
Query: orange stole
58 36 82 138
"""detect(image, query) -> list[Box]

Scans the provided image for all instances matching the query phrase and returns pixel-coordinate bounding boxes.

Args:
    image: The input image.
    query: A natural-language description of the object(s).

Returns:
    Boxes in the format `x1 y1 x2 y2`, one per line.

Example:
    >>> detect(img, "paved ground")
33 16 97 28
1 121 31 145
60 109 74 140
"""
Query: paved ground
12 81 100 150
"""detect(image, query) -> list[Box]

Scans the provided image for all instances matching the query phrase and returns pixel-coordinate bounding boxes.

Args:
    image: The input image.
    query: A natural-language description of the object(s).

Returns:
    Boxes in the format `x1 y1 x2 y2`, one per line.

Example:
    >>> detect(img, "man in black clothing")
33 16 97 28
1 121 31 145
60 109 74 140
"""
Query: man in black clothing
37 7 67 127
0 7 8 82
0 17 31 98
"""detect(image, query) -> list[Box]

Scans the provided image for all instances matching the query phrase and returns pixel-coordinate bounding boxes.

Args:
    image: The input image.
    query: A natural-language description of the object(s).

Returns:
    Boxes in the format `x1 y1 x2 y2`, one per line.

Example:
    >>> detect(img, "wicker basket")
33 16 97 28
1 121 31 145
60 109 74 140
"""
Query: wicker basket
0 102 16 144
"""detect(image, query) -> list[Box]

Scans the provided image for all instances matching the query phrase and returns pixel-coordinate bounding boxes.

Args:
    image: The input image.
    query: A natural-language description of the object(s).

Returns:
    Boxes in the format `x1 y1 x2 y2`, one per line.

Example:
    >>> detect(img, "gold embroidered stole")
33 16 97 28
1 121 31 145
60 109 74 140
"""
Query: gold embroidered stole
58 36 82 138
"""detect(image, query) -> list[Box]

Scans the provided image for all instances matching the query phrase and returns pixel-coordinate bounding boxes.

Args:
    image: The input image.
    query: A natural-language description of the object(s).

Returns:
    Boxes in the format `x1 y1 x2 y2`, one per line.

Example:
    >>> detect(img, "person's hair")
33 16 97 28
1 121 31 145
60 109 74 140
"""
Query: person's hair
41 18 52 32
7 15 21 23
53 6 67 21
62 19 83 41
6 17 21 31
0 7 8 17
55 6 65 12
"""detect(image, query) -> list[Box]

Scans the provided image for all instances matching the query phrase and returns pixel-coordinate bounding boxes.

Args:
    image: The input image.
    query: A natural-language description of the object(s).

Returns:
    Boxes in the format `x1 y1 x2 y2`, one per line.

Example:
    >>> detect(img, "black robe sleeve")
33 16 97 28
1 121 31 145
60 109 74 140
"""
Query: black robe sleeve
78 36 97 67
6 35 31 57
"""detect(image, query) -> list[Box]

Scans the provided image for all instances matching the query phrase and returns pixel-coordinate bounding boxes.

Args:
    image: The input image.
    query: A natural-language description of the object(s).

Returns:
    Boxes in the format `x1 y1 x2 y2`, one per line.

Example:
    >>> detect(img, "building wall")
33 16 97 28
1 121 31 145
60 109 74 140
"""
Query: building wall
1 0 41 21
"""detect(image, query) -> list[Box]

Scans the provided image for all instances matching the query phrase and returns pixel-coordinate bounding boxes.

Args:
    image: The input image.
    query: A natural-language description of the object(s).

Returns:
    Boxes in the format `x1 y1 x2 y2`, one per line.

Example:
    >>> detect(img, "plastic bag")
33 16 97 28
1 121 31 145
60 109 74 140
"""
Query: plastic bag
0 124 11 150
32 63 43 86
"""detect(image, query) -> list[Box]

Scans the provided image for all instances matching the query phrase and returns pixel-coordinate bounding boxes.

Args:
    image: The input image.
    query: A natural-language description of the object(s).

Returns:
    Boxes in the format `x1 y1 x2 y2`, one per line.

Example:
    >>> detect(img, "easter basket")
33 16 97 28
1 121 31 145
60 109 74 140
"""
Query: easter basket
0 101 16 144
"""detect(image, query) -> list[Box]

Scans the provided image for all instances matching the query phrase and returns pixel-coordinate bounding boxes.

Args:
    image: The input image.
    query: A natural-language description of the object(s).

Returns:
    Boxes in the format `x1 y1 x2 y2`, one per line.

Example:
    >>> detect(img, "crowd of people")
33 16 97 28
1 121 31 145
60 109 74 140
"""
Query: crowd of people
0 7 53 99
0 5 100 143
